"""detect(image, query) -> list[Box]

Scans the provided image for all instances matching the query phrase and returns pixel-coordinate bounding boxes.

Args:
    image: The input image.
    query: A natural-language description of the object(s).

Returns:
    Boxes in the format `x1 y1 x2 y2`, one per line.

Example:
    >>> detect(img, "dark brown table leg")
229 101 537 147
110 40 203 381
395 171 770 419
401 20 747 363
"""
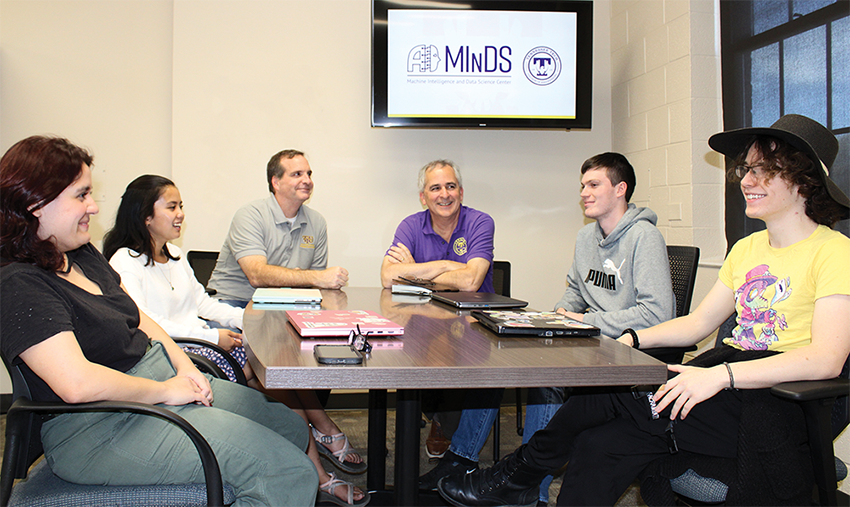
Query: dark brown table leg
367 389 388 491
395 389 420 506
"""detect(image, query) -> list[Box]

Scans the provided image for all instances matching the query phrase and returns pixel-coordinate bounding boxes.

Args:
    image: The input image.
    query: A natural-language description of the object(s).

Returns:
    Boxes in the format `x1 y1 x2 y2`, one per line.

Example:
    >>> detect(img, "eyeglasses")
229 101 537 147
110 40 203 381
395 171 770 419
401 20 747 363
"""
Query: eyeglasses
734 163 765 180
348 325 372 354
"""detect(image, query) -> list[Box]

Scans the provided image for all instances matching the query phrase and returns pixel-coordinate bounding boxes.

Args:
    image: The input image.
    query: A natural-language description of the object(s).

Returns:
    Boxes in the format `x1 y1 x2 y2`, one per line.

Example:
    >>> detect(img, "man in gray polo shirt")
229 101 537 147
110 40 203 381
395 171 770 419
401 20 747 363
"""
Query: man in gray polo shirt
209 149 349 306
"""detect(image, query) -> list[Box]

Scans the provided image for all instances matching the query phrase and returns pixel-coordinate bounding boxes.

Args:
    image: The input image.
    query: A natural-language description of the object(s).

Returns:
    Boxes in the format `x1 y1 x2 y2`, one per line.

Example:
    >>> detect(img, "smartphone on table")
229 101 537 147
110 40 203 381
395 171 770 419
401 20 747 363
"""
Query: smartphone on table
314 345 363 365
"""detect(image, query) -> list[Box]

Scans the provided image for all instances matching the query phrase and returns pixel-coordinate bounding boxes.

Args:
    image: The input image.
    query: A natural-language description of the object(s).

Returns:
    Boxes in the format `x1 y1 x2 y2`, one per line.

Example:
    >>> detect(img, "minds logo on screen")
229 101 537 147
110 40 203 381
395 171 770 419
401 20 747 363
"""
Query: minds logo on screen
407 45 512 74
408 45 441 72
522 46 561 86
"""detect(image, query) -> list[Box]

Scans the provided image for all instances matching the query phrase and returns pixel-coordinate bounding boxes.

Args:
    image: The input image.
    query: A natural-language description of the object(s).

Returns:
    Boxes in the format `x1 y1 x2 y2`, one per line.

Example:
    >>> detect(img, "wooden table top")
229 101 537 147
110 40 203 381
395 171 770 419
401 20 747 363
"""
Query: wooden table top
243 287 667 390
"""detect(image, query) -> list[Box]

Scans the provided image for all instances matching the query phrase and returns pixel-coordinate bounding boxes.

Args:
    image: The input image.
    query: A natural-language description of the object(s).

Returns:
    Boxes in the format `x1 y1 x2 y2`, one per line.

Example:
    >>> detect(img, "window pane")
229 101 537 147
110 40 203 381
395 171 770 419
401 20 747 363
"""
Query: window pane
833 16 849 129
784 26 827 124
751 44 781 126
754 0 789 35
791 0 836 18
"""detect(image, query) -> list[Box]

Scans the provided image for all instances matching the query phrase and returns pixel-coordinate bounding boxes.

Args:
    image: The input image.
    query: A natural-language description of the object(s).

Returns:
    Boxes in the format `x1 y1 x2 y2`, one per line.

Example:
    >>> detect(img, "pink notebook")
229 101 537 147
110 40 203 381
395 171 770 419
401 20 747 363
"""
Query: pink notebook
286 309 405 337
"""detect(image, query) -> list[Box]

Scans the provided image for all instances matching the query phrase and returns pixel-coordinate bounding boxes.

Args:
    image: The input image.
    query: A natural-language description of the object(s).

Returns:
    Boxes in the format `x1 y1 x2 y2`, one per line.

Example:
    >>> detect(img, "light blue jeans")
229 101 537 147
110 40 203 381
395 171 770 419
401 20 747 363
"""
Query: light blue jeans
522 387 569 503
450 386 568 503
41 341 318 506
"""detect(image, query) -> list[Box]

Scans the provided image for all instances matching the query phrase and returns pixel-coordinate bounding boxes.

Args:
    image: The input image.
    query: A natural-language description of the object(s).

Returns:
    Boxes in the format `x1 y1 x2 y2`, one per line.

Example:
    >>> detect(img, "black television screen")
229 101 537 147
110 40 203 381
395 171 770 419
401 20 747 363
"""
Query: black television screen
372 0 593 129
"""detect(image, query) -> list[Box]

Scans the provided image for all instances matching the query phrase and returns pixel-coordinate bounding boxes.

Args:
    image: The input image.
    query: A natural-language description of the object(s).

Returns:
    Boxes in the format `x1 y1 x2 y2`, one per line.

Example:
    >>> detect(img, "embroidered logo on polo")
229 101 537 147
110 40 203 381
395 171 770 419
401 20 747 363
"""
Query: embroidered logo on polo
453 237 468 256
584 258 625 291
300 235 315 249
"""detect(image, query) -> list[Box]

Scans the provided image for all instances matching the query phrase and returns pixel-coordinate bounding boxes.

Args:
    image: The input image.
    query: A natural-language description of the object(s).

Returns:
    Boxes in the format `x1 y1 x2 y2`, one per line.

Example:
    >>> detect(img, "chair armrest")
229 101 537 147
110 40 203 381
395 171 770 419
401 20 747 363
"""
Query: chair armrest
185 351 230 381
770 378 849 402
175 337 248 386
5 398 225 507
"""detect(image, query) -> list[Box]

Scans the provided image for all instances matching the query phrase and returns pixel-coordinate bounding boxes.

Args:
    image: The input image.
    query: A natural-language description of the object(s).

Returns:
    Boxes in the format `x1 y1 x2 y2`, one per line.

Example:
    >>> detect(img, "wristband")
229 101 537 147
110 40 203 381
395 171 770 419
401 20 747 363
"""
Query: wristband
724 362 736 389
622 328 639 349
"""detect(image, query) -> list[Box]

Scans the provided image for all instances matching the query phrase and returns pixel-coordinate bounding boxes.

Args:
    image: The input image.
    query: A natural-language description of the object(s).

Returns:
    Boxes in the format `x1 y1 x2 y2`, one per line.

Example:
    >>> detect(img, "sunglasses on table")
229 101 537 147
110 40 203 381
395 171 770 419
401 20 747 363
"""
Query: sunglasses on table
348 325 373 354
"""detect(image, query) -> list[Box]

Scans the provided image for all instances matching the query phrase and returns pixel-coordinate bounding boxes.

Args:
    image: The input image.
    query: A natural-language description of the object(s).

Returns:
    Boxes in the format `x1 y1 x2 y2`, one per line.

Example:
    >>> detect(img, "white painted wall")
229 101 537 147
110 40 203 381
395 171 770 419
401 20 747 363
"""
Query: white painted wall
168 0 612 312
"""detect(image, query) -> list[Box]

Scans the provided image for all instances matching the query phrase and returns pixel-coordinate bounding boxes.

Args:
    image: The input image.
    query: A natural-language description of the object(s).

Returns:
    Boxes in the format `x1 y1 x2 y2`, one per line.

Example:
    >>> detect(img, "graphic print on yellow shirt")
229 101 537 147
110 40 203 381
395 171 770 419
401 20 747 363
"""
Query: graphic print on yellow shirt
720 226 850 353
731 264 791 350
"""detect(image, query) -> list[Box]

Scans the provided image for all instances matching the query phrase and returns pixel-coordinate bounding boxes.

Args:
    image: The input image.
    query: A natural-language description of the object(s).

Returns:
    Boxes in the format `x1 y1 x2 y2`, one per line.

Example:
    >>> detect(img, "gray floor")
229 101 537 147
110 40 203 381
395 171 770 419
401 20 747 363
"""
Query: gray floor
326 405 647 506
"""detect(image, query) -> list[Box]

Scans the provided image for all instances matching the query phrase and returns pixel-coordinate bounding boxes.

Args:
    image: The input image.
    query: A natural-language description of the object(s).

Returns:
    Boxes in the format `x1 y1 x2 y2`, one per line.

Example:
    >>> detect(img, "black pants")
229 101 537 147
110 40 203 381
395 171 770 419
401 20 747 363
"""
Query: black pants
522 386 743 506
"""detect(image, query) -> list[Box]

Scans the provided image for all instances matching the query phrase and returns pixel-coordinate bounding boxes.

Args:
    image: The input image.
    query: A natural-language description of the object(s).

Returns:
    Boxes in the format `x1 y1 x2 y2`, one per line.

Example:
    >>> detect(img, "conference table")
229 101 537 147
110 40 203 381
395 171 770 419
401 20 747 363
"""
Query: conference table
242 287 667 505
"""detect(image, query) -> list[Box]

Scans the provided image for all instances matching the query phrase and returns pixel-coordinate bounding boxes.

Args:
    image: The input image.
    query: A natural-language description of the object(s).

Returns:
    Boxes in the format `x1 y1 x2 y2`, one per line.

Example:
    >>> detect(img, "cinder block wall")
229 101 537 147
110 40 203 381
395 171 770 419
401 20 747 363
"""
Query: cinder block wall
610 0 725 269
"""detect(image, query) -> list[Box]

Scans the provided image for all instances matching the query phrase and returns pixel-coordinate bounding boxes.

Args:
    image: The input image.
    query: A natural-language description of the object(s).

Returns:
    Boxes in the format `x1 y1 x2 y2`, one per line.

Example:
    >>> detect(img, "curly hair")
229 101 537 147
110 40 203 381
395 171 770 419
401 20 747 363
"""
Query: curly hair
726 136 845 227
1 136 93 270
102 175 180 266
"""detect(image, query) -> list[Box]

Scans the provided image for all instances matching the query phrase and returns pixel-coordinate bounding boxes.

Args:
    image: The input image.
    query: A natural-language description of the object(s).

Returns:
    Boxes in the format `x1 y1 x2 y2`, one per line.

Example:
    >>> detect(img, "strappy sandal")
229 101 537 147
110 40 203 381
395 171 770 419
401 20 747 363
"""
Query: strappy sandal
318 472 371 507
312 426 368 474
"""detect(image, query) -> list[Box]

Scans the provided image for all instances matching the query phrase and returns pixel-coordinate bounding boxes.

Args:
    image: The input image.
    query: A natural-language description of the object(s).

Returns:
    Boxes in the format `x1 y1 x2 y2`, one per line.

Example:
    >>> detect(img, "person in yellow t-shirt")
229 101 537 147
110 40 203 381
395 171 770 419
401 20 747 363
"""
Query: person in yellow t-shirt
437 114 850 507
721 224 848 352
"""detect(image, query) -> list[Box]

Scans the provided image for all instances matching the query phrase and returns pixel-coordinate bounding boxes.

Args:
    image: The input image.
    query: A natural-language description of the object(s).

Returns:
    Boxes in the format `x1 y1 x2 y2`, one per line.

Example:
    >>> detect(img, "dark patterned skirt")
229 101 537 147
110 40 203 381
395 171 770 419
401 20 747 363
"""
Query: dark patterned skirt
181 345 247 383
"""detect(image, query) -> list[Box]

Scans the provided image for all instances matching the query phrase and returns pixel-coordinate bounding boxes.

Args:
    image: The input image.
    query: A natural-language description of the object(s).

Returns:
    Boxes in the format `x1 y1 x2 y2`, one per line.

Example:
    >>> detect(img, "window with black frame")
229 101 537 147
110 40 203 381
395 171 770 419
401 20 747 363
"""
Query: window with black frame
719 0 849 248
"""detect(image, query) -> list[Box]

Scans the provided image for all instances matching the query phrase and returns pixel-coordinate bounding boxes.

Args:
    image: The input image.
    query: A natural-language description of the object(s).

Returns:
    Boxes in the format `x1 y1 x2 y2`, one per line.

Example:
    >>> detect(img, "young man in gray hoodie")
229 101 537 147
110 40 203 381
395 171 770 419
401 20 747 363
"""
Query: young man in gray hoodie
555 152 675 334
420 152 676 505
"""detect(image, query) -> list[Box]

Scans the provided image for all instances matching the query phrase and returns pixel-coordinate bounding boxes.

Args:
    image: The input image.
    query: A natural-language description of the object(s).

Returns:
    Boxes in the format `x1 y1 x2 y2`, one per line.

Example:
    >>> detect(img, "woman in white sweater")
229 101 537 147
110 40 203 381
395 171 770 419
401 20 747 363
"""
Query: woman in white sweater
104 176 247 381
103 175 368 506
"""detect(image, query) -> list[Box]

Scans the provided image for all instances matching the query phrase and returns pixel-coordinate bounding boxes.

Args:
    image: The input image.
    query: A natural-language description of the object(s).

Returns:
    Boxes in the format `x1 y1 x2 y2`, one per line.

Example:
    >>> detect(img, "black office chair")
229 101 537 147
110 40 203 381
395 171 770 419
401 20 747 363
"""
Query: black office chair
641 246 701 364
640 313 850 506
666 245 700 319
187 250 219 295
491 260 511 299
0 353 237 507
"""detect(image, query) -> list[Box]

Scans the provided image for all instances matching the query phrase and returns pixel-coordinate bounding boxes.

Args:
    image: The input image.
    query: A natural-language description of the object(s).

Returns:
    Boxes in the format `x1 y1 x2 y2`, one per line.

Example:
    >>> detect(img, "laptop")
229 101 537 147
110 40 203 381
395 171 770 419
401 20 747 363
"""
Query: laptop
430 292 528 309
287 309 404 337
472 310 600 337
252 288 323 305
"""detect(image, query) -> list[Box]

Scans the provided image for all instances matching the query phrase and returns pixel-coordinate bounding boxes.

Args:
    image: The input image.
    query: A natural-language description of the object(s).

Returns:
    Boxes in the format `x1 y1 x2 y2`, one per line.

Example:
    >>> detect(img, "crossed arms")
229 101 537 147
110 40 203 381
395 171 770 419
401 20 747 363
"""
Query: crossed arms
380 242 490 292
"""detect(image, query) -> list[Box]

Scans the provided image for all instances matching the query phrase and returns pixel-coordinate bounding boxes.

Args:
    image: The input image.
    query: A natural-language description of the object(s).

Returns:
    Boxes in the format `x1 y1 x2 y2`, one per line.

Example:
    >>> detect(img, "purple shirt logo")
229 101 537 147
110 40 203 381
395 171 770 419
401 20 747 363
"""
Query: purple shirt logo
453 237 468 256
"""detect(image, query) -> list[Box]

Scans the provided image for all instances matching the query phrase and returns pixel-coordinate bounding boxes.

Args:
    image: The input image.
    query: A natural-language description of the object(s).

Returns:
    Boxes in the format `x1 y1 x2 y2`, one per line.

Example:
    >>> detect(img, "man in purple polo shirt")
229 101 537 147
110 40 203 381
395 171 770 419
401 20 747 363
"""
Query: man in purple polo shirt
380 159 494 293
380 159 496 458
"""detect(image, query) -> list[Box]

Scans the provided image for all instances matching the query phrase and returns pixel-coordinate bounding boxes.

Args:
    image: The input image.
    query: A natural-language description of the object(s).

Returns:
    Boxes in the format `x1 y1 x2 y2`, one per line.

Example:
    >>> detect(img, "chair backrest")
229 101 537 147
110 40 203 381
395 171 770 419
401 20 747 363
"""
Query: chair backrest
666 246 700 318
187 251 219 289
492 261 511 297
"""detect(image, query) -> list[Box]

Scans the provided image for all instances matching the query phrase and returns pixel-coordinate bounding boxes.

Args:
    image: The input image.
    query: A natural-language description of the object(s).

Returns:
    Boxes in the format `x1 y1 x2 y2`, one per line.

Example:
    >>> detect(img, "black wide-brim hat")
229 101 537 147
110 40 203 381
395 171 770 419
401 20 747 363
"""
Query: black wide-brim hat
709 114 850 220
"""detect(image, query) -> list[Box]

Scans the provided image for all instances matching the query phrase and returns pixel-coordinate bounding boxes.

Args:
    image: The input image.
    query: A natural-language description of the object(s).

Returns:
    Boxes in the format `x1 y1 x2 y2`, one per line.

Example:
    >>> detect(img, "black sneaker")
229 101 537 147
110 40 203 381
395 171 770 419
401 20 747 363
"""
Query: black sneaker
419 451 478 491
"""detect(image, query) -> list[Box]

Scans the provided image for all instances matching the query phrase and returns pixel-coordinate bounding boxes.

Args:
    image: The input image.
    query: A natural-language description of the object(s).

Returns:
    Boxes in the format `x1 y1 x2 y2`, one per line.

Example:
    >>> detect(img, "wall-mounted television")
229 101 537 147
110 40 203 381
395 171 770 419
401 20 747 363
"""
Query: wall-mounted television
372 0 593 129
